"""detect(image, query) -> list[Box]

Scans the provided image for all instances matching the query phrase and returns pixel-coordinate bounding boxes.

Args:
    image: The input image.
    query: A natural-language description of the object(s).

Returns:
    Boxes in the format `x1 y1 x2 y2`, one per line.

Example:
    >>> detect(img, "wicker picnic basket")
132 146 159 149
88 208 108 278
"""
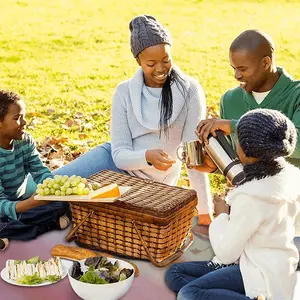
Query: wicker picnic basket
66 170 197 267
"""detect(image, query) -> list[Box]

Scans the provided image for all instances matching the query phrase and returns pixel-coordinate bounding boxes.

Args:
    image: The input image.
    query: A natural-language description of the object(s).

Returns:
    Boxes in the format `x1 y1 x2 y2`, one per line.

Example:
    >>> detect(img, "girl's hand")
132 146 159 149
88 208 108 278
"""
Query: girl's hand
213 194 230 216
146 149 176 171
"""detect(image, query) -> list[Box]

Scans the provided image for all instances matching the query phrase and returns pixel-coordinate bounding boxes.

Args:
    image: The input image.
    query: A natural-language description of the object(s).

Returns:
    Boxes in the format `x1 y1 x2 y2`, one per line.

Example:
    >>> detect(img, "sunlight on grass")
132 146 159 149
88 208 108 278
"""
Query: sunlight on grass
1 0 300 191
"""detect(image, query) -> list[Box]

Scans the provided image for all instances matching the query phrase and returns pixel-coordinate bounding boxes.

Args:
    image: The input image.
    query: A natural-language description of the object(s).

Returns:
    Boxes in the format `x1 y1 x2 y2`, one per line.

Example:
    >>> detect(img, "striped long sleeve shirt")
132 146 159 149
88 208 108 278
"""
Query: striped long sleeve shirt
0 133 52 220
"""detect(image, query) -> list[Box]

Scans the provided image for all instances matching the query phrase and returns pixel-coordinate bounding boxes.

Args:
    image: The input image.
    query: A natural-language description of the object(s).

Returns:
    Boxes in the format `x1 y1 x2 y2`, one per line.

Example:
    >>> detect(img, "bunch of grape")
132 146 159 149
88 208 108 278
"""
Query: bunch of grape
36 175 93 196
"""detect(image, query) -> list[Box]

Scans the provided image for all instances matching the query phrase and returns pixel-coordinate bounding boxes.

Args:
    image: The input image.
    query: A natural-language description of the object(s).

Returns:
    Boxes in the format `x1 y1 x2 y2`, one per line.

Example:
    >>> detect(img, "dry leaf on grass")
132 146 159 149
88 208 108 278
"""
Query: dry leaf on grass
37 136 89 171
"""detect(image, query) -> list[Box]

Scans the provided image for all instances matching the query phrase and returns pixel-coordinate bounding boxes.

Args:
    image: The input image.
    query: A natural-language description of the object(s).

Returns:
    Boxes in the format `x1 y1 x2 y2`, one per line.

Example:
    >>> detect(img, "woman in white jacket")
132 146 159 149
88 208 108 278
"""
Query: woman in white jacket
166 108 300 300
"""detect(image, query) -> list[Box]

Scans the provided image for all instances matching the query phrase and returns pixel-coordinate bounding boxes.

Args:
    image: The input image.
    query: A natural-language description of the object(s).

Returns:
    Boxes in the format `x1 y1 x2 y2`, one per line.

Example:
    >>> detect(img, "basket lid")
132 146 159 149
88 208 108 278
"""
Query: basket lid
88 170 197 218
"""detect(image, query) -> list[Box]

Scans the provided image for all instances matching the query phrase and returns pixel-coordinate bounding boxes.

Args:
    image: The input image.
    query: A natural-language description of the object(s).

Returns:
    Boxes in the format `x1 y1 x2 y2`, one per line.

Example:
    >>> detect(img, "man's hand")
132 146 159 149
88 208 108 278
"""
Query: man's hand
191 148 218 173
196 118 232 145
146 149 176 171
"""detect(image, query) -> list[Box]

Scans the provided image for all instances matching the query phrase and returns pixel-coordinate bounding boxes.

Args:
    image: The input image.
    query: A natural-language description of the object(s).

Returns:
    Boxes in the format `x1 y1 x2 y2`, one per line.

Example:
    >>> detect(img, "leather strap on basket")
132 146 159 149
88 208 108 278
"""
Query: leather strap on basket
65 210 94 242
132 220 194 267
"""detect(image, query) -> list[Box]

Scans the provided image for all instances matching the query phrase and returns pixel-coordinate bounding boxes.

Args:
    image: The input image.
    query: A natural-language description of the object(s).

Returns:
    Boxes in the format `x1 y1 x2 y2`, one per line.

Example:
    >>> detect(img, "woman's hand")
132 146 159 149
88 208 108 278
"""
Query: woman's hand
195 118 231 145
146 149 176 171
213 194 230 216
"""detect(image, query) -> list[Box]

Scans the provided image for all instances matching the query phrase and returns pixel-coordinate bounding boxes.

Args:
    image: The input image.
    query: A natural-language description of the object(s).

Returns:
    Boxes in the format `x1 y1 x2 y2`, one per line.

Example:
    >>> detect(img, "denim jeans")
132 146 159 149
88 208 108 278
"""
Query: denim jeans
165 261 253 300
54 142 127 177
0 201 70 240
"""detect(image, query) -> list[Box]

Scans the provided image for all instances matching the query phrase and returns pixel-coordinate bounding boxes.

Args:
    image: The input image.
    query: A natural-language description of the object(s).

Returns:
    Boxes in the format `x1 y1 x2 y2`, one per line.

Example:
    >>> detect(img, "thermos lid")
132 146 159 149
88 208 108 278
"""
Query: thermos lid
231 172 246 185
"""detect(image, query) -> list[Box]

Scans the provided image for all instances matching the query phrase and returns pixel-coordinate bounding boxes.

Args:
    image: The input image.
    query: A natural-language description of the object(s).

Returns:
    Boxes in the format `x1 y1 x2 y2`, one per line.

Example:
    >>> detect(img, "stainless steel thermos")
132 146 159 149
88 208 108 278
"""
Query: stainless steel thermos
204 130 245 185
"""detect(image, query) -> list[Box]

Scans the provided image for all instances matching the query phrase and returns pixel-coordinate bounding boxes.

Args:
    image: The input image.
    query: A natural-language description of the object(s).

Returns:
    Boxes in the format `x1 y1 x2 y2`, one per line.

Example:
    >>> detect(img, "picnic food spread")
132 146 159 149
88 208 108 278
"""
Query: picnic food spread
35 175 122 202
36 175 101 196
51 244 139 277
89 183 120 199
6 256 63 285
51 244 108 260
70 257 133 284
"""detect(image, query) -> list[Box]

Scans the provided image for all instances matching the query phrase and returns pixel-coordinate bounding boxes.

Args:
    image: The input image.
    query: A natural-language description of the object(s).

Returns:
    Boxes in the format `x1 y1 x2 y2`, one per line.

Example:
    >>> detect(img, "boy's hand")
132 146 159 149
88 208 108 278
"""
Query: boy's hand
16 195 51 213
196 118 232 145
146 149 176 171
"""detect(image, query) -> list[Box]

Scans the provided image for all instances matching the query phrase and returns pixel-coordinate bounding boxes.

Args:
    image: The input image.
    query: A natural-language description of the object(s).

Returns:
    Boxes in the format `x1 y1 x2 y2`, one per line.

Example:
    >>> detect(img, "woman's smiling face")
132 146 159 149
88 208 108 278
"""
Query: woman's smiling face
137 43 172 88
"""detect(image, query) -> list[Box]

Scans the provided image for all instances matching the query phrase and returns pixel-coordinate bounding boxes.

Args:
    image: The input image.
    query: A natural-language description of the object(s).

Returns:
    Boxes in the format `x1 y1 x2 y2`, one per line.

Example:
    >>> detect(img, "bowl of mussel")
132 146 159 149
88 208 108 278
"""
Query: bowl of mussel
68 256 134 300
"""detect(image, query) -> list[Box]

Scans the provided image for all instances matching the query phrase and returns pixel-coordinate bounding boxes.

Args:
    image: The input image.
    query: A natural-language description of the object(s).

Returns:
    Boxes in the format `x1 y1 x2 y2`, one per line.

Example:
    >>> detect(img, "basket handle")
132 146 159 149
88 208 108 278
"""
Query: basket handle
65 210 94 242
132 221 194 267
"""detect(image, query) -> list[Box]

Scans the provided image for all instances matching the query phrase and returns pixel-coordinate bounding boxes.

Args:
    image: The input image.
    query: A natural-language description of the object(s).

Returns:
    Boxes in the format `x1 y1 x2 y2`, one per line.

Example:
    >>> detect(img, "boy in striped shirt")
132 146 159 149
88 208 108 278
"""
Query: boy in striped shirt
0 90 70 248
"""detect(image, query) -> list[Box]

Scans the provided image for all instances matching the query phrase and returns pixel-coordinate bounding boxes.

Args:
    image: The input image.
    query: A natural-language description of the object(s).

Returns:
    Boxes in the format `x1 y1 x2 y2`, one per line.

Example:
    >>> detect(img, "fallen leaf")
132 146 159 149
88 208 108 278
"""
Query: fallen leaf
49 158 65 170
79 133 88 139
27 111 41 117
47 108 55 115
65 119 75 127
74 112 84 118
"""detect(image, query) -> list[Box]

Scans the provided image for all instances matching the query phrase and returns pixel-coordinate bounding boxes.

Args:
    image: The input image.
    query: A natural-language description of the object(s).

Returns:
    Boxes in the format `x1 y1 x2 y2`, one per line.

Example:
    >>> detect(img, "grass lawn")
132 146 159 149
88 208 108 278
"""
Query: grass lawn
1 0 300 191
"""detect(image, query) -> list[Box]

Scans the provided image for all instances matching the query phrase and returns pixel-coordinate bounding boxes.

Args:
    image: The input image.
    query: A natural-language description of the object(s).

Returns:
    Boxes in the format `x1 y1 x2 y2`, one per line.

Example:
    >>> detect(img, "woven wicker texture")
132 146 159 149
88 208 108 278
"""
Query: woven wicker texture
88 170 197 218
68 170 198 265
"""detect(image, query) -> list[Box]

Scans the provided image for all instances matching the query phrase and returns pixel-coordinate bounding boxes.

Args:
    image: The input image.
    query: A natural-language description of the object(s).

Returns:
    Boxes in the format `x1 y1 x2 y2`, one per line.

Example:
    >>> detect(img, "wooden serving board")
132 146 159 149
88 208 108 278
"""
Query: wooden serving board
34 186 131 203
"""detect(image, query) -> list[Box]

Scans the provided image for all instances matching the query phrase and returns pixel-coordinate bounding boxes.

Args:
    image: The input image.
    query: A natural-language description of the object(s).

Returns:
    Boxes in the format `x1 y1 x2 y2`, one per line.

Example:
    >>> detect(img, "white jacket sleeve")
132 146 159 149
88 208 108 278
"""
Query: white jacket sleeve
111 89 151 171
209 194 265 264
295 199 300 236
183 80 212 214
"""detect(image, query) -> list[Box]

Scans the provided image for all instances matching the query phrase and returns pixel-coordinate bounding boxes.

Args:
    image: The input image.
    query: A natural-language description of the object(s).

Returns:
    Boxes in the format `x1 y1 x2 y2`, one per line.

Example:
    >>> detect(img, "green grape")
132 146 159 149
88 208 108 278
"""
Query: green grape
44 188 50 195
55 190 61 196
81 178 88 185
83 188 90 195
78 182 85 190
66 188 73 195
53 184 60 190
54 175 62 183
39 175 92 196
62 175 69 183
43 178 51 185
92 183 101 191
69 175 77 181
71 180 78 187
77 189 84 195
36 188 43 195
63 182 70 188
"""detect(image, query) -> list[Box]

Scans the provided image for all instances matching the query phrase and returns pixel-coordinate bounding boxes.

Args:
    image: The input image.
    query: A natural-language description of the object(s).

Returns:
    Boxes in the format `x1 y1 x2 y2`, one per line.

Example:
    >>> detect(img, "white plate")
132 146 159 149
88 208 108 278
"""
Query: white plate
34 186 131 203
0 259 73 287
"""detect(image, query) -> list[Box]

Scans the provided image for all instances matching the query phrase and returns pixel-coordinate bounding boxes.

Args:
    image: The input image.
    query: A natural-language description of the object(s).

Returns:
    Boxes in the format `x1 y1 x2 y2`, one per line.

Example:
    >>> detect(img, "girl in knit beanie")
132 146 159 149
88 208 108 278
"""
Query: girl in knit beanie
166 109 300 300
236 108 297 183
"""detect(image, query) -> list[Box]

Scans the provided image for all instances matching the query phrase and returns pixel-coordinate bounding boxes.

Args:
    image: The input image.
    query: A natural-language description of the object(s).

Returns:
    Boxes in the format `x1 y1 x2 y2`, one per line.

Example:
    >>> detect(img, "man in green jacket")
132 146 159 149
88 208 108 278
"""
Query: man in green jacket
197 29 300 167
196 29 300 263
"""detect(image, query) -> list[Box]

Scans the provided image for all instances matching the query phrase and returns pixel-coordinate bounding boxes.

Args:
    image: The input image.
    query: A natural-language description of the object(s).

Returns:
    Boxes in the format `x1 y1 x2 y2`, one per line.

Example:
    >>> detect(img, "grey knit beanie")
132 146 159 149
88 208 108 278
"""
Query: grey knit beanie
129 15 171 58
237 109 297 160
